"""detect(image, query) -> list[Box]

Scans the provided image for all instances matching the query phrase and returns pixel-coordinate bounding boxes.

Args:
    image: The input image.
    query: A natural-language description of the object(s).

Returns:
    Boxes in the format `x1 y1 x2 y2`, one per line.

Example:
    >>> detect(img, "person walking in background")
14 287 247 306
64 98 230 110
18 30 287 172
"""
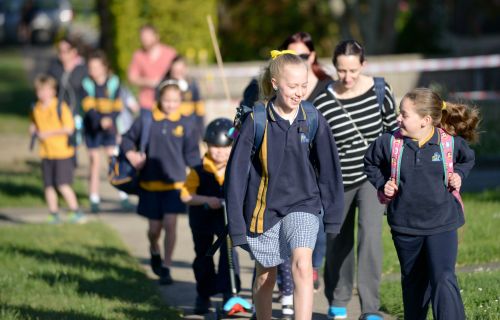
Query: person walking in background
160 55 205 142
226 51 344 320
121 80 201 285
81 50 131 213
314 40 398 320
128 24 177 113
364 88 478 320
181 118 240 315
47 36 87 146
29 74 86 224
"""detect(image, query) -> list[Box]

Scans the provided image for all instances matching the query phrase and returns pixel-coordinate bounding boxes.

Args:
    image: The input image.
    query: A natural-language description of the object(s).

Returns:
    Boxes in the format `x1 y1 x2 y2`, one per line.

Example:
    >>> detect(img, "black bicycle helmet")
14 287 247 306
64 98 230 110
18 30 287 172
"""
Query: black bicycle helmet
204 118 233 147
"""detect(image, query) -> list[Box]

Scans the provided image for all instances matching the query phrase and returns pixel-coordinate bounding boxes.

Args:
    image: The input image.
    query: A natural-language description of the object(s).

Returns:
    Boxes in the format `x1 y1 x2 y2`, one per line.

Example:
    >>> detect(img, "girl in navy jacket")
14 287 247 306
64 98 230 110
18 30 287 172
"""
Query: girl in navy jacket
122 81 200 285
364 88 479 320
225 51 344 319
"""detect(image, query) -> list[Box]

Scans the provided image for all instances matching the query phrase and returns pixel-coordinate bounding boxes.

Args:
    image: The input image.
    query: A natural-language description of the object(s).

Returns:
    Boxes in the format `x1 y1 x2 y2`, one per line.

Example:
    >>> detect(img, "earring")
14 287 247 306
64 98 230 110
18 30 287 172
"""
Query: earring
273 86 278 91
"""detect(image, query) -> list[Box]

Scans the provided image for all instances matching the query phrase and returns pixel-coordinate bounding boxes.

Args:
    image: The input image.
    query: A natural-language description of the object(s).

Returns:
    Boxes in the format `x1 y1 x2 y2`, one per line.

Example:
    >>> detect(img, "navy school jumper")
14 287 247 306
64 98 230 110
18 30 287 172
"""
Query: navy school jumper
364 128 475 235
225 102 345 247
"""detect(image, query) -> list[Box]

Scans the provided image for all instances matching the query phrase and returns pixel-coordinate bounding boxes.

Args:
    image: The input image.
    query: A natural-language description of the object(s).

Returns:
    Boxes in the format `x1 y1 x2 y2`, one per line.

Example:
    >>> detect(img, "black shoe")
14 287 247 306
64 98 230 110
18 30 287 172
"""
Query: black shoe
194 295 211 315
159 266 173 285
150 251 162 276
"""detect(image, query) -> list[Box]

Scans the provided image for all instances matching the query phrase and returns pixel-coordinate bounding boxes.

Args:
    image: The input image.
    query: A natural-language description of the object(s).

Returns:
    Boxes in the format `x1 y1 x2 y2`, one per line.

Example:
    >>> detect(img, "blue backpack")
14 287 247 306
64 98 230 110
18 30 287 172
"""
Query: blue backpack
108 110 152 195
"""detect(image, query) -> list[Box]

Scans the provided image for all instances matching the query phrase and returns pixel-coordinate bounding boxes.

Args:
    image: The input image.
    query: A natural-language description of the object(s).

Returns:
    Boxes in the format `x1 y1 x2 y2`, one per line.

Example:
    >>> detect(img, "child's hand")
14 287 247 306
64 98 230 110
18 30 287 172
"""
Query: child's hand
100 117 113 130
206 197 222 210
126 151 146 170
448 172 462 190
29 123 37 136
384 179 398 198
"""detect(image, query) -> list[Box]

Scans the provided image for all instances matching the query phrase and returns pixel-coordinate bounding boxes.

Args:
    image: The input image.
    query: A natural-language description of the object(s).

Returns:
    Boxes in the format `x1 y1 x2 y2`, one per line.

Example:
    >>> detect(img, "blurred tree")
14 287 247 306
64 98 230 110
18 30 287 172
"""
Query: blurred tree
328 0 399 54
145 0 217 64
97 0 142 79
217 0 339 61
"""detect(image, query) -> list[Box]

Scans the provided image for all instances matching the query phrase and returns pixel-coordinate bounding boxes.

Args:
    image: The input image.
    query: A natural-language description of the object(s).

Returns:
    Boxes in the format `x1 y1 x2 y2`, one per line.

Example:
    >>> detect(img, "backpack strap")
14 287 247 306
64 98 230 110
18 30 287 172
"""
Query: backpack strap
373 77 386 112
82 77 95 97
378 129 404 204
438 128 464 212
139 110 153 153
301 100 319 144
106 75 120 100
251 102 267 158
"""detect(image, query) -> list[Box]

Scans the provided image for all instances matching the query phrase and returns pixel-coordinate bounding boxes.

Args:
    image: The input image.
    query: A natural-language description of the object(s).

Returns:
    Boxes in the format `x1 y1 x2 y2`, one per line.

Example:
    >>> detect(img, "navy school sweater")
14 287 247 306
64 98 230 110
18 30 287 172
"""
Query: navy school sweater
121 107 201 191
225 102 345 247
364 128 475 235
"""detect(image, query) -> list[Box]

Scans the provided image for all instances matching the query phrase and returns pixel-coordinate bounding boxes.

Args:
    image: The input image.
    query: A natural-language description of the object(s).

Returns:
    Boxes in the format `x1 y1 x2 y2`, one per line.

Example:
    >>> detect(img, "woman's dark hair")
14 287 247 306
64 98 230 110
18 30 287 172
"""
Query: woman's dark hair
164 55 185 79
279 31 329 81
332 40 365 66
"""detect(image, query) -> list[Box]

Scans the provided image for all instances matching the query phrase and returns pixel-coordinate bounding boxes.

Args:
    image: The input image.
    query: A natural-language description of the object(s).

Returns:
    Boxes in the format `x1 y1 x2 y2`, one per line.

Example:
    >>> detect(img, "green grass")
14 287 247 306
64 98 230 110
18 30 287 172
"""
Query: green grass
0 160 88 208
381 188 500 275
380 270 500 320
0 48 34 134
0 222 179 320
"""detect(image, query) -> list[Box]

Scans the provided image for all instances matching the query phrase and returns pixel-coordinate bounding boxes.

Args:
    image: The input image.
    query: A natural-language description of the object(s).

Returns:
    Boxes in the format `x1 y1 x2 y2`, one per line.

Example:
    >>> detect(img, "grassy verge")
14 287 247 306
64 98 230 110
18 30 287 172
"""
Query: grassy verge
0 159 88 208
0 48 33 134
380 269 500 320
0 222 179 320
381 188 500 275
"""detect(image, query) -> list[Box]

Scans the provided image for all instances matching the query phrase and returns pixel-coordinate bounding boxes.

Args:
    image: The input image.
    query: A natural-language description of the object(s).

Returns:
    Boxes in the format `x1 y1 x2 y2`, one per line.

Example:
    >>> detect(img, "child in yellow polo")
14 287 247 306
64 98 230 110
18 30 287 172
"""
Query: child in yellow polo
30 74 86 224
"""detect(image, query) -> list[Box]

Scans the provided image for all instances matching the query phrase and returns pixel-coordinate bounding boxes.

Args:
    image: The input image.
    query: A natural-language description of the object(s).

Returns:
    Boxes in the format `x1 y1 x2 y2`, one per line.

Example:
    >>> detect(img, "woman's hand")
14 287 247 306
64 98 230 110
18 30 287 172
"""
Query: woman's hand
384 179 398 198
126 151 146 170
448 172 462 191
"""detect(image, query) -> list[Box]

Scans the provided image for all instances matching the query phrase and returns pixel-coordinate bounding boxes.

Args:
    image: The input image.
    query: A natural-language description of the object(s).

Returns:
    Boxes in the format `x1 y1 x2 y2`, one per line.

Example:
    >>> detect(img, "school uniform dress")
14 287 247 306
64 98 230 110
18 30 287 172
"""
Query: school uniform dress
31 98 75 187
121 107 201 219
364 128 475 320
313 81 397 313
225 101 344 268
81 77 123 148
182 155 240 299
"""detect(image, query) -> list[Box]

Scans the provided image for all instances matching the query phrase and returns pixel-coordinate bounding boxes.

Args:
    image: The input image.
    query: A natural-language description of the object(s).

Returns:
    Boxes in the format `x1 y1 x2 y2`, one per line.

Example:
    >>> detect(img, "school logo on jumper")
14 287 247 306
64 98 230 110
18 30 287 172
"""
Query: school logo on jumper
300 133 310 144
172 125 184 137
432 152 441 162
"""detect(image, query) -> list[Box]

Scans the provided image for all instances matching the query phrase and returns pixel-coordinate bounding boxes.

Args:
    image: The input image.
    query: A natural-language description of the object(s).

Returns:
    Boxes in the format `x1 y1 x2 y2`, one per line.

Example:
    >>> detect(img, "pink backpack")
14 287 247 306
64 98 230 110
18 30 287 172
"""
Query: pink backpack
377 128 464 212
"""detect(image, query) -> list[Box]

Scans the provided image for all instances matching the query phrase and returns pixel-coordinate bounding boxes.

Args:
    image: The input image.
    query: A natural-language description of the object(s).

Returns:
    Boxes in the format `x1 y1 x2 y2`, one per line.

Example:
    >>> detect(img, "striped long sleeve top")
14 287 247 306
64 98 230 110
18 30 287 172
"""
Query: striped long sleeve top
313 81 398 191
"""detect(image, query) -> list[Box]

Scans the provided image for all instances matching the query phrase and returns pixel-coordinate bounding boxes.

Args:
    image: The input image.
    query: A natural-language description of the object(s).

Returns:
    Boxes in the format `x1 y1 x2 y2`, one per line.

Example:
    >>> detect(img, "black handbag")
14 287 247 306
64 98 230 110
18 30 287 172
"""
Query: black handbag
108 111 152 195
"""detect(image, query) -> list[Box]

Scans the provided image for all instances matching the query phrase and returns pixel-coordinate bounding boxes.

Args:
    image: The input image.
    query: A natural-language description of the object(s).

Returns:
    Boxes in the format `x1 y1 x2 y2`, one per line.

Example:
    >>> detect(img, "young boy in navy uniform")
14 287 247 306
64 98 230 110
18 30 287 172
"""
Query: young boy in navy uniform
181 118 241 314
121 80 201 285
30 74 86 224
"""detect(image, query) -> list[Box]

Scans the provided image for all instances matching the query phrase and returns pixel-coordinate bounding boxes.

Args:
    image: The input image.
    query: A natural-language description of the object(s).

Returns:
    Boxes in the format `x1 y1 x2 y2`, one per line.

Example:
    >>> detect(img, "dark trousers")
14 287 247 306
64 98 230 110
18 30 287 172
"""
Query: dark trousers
392 229 465 320
189 210 240 298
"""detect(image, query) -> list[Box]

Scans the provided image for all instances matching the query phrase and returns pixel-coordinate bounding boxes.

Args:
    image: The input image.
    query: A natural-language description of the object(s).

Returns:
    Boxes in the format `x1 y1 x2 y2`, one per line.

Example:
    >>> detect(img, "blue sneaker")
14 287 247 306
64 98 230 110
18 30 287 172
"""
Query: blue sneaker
360 313 384 320
68 211 87 224
327 306 347 319
46 213 61 224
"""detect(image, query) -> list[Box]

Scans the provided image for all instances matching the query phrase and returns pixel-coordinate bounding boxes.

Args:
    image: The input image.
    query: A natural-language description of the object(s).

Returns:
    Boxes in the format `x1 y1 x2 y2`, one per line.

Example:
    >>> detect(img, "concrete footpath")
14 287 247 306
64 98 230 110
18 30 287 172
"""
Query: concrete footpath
0 164 388 320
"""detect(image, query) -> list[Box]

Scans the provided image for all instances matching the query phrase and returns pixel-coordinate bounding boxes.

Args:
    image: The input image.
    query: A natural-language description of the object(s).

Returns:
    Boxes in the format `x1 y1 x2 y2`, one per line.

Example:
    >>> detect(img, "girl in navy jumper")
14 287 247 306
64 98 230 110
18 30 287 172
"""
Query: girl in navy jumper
121 81 201 285
225 51 344 320
82 50 130 213
364 88 479 320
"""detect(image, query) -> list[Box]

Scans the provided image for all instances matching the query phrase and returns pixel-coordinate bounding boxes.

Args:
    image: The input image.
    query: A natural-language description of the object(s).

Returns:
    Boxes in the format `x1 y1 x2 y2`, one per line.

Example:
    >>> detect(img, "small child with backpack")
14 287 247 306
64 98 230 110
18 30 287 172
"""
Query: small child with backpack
81 50 132 213
30 74 86 224
364 88 479 320
225 50 344 319
180 118 241 315
121 80 201 285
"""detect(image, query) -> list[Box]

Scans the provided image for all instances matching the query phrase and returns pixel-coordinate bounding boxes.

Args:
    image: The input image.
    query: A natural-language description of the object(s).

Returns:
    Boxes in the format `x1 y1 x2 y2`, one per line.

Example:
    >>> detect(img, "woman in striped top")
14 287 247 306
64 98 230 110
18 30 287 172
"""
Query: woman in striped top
314 40 397 320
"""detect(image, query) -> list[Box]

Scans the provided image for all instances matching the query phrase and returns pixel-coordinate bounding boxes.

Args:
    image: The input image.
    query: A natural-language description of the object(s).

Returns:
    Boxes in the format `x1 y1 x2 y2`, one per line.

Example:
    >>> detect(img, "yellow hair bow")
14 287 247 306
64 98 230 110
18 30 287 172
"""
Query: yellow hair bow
270 49 297 60
442 101 447 110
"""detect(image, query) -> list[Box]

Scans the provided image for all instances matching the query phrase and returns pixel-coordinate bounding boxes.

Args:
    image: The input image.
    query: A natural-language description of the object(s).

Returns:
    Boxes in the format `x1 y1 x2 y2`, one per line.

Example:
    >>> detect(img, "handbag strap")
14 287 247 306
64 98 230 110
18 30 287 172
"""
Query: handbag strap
327 83 369 146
